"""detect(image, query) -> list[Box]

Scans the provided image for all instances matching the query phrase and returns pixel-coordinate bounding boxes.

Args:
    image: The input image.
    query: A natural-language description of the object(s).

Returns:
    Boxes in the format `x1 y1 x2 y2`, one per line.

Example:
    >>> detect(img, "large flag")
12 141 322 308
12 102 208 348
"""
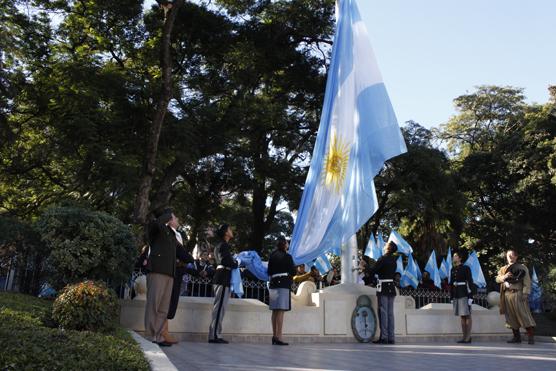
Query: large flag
387 230 413 255
424 250 442 289
464 251 486 288
396 255 404 275
364 234 382 260
446 247 453 283
400 253 419 288
529 266 542 313
288 0 407 264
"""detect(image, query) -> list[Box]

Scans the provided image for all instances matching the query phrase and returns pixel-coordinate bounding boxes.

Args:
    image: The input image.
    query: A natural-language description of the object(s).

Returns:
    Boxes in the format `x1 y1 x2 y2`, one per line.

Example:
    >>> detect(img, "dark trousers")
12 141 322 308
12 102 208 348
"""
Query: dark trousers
378 295 395 341
167 273 184 320
208 284 230 340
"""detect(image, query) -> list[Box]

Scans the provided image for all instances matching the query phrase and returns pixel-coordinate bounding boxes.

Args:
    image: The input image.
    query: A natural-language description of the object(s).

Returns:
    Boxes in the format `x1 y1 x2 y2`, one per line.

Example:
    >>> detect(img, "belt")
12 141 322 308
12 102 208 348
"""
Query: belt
216 265 231 270
270 273 288 278
378 279 393 283
454 282 467 286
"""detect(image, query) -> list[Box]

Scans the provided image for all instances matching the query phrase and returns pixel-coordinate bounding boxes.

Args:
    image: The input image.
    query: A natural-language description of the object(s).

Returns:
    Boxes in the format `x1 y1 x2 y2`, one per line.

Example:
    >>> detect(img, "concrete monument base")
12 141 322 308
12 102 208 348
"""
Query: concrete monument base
120 283 510 342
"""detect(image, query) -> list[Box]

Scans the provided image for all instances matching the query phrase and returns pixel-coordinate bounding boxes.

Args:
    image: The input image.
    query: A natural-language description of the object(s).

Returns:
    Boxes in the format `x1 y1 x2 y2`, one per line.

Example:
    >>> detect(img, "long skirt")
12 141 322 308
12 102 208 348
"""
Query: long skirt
504 290 536 329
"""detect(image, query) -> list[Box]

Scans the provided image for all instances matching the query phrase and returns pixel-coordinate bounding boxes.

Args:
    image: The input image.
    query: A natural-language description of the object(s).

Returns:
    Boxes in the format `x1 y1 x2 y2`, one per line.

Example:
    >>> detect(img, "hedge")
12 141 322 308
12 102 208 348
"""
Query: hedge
0 292 148 371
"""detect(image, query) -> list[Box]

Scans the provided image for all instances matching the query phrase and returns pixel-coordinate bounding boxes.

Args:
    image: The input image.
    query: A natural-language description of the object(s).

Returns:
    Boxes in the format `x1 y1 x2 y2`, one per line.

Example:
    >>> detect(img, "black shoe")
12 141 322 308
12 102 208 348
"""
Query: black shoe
372 339 388 344
463 338 472 344
456 339 466 343
156 341 172 347
528 337 535 345
208 338 229 344
507 337 521 344
273 338 288 346
387 340 395 344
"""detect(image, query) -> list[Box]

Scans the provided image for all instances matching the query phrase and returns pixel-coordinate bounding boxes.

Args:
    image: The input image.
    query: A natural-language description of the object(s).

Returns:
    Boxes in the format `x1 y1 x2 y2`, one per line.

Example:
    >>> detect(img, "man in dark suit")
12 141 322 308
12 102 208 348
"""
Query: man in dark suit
208 224 238 344
144 208 178 347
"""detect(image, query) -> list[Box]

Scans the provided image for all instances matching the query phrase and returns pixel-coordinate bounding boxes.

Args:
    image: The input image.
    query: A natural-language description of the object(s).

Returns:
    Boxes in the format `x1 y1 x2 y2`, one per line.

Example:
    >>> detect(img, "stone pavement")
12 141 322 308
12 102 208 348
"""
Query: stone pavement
163 341 556 371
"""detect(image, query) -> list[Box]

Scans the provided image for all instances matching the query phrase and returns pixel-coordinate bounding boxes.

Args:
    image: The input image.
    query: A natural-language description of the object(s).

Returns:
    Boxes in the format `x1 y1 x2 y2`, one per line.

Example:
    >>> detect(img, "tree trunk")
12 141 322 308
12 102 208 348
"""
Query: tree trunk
133 0 184 225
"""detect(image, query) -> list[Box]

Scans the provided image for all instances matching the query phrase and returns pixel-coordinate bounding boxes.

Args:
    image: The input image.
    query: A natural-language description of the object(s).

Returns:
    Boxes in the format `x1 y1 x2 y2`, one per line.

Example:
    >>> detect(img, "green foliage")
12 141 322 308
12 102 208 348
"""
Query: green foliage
0 292 148 370
52 280 119 332
34 206 136 289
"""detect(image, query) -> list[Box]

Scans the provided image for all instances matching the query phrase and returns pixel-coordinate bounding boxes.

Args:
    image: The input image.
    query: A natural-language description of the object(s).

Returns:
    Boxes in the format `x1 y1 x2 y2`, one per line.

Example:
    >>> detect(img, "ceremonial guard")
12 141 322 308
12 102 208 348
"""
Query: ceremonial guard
496 249 536 344
369 241 398 344
208 224 238 344
450 249 475 343
267 237 296 345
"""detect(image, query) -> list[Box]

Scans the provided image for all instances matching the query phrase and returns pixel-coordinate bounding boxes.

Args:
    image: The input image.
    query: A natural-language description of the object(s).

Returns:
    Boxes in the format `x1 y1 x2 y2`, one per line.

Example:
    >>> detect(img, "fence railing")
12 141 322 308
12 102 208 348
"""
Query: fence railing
122 273 490 309
399 287 489 309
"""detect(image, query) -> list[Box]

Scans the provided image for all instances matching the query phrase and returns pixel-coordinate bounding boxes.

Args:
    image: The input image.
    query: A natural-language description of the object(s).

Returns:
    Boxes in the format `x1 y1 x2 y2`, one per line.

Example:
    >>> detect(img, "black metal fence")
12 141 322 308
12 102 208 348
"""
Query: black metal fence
399 287 489 309
121 273 491 309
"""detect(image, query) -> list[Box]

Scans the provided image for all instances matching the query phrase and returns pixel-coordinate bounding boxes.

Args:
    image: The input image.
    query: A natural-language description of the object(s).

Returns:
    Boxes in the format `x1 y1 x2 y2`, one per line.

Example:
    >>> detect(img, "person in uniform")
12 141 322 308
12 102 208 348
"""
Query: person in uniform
208 224 238 344
495 249 536 344
267 237 296 346
144 208 177 347
450 249 475 343
369 241 398 344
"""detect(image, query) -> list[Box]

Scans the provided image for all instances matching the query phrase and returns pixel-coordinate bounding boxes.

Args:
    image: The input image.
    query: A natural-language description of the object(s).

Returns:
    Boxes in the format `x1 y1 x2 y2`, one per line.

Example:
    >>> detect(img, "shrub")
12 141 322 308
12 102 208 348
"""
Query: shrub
52 280 119 332
34 206 136 290
0 292 149 370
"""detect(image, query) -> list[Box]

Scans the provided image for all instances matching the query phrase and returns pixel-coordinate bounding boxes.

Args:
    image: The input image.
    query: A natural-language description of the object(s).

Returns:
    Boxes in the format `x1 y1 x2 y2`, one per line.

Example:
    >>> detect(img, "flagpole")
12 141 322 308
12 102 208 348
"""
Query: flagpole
341 235 358 284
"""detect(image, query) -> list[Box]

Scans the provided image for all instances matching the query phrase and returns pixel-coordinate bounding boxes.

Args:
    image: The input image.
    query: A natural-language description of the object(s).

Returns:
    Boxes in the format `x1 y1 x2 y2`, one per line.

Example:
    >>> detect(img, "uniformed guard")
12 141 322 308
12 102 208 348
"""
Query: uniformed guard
450 249 475 343
369 241 398 344
208 224 238 344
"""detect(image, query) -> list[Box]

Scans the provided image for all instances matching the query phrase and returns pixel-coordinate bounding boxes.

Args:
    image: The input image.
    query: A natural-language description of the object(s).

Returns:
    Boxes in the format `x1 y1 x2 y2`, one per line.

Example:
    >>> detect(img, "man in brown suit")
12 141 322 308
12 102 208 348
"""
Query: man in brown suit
495 249 536 344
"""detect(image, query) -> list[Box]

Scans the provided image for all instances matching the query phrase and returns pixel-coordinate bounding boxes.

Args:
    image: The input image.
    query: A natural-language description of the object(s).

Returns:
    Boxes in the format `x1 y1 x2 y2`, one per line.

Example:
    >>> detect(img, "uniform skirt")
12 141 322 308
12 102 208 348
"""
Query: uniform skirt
269 288 291 311
453 297 471 316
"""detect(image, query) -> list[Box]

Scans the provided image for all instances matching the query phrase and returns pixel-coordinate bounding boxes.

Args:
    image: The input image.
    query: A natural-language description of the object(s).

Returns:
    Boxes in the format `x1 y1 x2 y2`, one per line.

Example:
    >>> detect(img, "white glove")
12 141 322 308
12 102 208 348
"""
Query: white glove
468 298 473 306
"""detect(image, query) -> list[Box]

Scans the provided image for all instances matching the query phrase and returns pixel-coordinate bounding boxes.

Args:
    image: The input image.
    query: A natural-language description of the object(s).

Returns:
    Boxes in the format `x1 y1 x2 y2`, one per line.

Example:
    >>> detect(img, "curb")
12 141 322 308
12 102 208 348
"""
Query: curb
129 330 178 371
536 336 556 343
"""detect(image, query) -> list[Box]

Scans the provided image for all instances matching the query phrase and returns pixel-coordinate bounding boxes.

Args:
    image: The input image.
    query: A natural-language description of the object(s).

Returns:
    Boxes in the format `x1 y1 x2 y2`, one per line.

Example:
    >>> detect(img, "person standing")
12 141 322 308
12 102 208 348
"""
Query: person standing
208 224 238 344
450 249 474 344
267 237 296 346
163 220 195 344
496 249 536 344
144 208 178 347
369 241 398 344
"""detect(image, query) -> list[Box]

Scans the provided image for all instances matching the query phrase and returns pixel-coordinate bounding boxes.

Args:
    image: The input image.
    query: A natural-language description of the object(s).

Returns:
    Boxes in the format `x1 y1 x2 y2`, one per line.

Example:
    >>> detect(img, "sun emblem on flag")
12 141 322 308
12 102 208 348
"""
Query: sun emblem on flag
322 133 350 193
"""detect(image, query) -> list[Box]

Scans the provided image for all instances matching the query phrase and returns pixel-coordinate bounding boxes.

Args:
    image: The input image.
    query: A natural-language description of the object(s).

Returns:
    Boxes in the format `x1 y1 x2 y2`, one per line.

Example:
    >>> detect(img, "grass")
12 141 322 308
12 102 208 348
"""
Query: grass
0 292 149 371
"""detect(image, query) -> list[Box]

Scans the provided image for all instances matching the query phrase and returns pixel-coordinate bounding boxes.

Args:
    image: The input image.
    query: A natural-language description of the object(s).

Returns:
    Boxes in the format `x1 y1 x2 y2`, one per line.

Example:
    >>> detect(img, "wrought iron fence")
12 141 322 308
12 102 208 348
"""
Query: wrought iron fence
122 272 490 309
399 288 489 309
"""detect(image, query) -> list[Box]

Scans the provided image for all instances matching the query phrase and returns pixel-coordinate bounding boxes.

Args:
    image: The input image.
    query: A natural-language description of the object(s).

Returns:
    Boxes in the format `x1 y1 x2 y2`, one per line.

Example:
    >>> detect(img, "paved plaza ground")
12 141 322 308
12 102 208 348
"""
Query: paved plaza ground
163 341 556 371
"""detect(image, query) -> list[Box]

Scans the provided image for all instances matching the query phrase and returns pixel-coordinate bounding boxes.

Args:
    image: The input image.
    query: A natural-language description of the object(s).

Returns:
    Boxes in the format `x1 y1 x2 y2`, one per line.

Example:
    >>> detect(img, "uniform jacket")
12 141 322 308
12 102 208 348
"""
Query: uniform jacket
212 240 238 287
495 263 531 315
267 249 296 289
369 254 397 297
450 264 475 300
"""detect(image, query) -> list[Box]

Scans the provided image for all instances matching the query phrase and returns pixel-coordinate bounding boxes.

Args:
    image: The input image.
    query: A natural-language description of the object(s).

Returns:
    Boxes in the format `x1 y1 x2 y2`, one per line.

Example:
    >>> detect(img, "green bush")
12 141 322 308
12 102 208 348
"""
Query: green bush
0 292 148 370
34 205 136 290
53 280 119 332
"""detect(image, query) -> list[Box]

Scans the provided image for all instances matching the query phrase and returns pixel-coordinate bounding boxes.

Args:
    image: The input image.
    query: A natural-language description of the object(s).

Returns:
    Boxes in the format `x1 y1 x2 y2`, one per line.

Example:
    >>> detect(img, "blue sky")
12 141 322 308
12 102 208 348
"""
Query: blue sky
358 0 556 128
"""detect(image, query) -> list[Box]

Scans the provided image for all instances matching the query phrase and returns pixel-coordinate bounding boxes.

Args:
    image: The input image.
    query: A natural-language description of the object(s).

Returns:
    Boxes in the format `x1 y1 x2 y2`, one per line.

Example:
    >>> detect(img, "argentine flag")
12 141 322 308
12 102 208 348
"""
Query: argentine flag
446 247 453 283
464 251 487 288
401 253 419 289
424 250 442 289
387 230 413 256
314 254 333 275
439 257 449 280
364 234 382 260
289 0 407 264
396 255 404 275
